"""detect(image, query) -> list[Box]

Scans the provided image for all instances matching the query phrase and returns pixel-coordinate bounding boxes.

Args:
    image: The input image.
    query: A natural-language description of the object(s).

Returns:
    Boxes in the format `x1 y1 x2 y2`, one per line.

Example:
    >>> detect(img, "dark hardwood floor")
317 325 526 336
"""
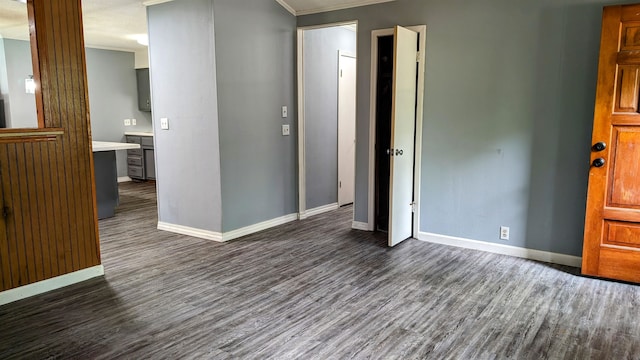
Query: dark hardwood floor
1 182 640 359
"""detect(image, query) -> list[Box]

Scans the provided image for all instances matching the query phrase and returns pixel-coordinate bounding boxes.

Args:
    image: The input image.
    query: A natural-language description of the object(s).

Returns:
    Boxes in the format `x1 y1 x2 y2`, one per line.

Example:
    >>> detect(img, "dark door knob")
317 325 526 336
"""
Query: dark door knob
593 142 607 152
592 158 605 167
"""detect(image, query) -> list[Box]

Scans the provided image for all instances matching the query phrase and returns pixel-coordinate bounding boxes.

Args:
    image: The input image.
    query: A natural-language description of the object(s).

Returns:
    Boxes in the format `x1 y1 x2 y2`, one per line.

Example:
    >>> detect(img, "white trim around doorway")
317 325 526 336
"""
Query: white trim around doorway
296 21 358 221
367 25 427 236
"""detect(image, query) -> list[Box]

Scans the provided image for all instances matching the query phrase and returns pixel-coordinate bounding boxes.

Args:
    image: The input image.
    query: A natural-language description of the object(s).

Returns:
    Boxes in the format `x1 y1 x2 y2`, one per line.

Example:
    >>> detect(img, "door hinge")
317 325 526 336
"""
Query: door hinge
416 52 420 62
339 181 342 188
410 202 416 213
340 69 343 78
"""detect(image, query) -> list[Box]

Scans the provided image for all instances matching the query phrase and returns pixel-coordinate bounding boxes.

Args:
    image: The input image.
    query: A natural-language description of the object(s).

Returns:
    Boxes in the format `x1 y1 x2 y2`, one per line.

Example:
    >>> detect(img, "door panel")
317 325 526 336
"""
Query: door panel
388 26 417 247
338 54 356 206
583 4 640 282
608 128 640 207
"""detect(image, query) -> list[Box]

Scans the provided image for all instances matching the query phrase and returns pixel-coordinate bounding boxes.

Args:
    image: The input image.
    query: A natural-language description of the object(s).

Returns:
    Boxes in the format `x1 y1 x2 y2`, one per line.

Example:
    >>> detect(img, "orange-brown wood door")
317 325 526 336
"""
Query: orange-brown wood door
583 4 640 282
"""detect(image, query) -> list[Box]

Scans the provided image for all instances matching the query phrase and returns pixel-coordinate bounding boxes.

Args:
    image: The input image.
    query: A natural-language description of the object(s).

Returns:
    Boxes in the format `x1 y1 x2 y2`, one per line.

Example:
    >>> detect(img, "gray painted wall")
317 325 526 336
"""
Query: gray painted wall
0 38 11 127
212 0 297 232
1 39 151 176
148 0 223 232
303 26 356 210
298 0 636 256
2 39 37 128
85 48 152 177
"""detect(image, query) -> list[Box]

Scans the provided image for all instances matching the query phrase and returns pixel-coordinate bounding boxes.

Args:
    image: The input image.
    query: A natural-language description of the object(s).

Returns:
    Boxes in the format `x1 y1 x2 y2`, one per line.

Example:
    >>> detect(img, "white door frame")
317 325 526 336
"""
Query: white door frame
367 25 426 237
338 50 357 206
297 21 358 220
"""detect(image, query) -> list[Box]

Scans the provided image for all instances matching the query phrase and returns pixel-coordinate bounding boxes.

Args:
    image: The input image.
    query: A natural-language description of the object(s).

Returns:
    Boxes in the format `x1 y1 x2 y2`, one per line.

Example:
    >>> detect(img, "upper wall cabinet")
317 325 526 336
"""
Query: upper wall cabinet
136 68 151 112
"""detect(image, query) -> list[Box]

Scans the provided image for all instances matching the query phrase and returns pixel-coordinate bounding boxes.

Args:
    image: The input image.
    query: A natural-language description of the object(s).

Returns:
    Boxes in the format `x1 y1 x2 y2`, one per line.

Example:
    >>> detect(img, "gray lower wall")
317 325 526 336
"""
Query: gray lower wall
304 26 356 210
212 0 297 232
148 0 223 232
297 0 638 256
0 39 151 177
2 39 37 128
0 38 8 126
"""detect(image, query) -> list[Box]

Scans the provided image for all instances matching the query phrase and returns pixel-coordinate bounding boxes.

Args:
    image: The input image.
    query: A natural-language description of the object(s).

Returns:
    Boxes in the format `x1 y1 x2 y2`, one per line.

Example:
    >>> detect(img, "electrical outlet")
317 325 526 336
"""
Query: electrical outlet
160 117 169 130
131 118 137 126
500 226 510 240
124 118 131 126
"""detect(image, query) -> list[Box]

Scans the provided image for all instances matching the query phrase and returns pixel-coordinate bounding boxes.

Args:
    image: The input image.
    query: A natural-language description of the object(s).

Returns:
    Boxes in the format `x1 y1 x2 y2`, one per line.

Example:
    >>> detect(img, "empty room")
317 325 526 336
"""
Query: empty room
1 0 640 358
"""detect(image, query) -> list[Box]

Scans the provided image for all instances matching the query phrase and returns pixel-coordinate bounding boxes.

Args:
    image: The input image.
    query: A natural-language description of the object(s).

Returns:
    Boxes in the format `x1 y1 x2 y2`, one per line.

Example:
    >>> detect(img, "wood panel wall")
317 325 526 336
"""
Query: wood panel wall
0 0 99 292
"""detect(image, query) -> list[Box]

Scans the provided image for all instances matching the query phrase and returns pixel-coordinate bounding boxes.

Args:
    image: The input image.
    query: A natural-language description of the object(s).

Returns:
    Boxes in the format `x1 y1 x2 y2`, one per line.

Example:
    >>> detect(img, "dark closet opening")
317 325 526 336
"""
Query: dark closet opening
374 35 394 232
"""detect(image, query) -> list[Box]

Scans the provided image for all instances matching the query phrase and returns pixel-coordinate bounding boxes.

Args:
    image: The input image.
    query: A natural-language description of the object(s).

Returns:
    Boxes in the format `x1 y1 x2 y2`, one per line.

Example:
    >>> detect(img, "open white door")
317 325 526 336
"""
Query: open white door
338 52 357 206
388 25 418 247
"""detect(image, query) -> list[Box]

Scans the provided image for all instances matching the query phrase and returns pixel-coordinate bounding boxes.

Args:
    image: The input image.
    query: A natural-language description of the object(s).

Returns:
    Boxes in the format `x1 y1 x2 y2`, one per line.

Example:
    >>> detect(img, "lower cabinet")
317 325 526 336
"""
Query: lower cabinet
126 135 155 180
144 148 155 180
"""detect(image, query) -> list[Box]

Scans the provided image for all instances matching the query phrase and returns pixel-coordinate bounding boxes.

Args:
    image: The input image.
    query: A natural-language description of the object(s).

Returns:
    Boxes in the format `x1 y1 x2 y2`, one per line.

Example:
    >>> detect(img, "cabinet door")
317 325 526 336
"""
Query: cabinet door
136 68 151 112
144 149 155 180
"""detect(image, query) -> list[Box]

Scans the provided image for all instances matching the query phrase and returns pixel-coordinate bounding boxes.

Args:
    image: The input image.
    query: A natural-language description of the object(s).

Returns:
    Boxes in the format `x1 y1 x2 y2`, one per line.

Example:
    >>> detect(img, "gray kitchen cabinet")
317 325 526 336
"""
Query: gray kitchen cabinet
136 68 151 112
126 134 155 180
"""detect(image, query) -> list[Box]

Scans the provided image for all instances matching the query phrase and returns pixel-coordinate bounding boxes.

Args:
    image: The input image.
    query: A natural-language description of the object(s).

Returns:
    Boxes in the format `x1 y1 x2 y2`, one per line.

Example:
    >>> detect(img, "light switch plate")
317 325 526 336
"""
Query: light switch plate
124 119 131 126
282 124 290 136
282 106 288 118
131 118 137 126
160 117 169 130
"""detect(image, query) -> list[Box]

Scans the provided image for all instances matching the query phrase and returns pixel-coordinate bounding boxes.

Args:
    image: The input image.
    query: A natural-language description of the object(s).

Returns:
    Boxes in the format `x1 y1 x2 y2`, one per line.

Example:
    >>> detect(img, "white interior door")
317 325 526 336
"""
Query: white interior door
389 25 418 247
338 53 357 206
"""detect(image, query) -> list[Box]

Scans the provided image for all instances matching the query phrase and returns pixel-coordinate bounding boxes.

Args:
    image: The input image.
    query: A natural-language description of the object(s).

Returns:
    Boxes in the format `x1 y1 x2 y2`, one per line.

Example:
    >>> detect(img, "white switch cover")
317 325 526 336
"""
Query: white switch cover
282 124 290 136
124 119 131 126
282 106 288 118
131 118 137 126
160 117 169 130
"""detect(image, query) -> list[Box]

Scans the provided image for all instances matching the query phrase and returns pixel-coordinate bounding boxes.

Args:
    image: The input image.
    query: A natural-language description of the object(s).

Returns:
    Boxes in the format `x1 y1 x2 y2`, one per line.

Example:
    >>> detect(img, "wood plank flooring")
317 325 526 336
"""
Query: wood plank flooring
1 182 640 359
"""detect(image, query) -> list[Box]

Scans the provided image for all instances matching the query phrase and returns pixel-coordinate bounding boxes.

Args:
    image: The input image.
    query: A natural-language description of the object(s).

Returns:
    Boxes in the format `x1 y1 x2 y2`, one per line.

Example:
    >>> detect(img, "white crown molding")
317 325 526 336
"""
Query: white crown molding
275 0 296 16
0 265 104 306
142 0 174 6
417 232 582 268
296 0 395 16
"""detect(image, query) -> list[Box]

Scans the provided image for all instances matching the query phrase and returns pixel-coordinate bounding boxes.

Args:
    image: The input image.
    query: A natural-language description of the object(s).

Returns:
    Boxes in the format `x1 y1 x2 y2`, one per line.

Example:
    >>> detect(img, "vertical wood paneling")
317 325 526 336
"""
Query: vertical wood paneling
0 0 99 291
0 150 10 290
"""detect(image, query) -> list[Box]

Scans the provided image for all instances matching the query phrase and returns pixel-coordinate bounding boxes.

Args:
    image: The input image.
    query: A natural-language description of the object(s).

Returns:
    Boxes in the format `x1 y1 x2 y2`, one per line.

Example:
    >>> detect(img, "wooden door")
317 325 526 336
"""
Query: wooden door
583 4 640 282
388 26 418 247
338 52 356 206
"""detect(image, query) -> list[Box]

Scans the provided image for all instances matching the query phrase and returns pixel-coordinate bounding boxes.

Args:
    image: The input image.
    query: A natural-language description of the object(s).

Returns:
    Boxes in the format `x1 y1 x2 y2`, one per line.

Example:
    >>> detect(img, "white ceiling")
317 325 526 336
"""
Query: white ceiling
0 0 392 52
277 0 394 16
0 0 148 52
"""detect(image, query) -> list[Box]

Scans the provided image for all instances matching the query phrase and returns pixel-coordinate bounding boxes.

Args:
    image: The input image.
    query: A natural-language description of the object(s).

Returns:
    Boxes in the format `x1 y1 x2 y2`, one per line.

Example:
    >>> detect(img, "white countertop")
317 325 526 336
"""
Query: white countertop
124 131 154 137
92 141 141 152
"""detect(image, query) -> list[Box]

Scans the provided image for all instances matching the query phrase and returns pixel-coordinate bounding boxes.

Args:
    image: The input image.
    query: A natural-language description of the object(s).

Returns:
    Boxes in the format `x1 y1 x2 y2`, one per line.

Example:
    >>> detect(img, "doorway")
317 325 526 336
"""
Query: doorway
297 22 358 220
338 51 357 206
367 25 426 246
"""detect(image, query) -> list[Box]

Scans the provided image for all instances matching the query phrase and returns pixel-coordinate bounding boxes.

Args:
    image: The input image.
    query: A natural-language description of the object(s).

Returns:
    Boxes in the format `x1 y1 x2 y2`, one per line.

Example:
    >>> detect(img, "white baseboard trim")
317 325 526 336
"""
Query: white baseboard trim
157 213 299 243
417 232 582 268
352 221 371 231
157 222 223 242
0 265 104 306
303 203 339 219
117 176 132 183
222 213 298 242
